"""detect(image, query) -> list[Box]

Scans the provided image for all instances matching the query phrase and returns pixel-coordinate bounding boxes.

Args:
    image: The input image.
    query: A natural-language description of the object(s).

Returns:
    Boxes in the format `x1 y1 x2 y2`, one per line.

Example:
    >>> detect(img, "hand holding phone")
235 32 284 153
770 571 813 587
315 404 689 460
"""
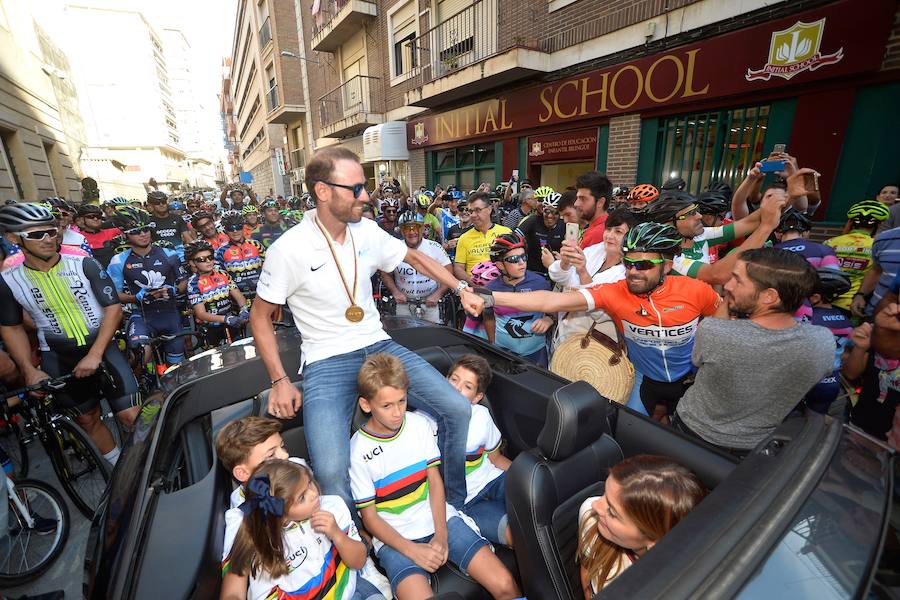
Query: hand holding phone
565 222 580 242
759 160 786 173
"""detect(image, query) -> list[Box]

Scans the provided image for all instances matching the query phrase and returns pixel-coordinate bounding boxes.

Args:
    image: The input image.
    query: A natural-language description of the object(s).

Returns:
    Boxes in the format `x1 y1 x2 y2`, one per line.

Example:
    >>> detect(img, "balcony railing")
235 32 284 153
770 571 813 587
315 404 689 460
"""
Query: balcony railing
259 16 272 49
311 0 377 52
318 75 383 130
267 84 279 112
410 0 498 85
289 148 306 170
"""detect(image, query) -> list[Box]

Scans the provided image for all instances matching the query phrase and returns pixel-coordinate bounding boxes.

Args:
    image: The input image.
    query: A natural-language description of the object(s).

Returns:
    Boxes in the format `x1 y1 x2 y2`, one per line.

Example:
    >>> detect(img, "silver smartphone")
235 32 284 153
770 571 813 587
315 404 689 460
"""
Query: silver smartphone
565 222 580 242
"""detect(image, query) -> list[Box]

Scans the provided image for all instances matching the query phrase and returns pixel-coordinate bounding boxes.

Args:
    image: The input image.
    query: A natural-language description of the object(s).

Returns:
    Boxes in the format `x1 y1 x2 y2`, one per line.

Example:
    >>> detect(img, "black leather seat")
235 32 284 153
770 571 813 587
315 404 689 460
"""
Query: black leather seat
506 381 625 600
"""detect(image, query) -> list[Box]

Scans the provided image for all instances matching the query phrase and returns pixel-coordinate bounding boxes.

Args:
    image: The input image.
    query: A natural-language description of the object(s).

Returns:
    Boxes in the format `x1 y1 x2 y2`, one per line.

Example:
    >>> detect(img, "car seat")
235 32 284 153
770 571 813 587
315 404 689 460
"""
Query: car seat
505 381 625 600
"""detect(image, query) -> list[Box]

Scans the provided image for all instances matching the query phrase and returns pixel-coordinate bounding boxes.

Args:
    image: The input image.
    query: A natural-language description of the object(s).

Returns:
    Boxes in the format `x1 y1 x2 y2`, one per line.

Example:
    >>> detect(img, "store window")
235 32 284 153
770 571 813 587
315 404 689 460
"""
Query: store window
653 104 770 195
1 129 25 199
431 143 497 190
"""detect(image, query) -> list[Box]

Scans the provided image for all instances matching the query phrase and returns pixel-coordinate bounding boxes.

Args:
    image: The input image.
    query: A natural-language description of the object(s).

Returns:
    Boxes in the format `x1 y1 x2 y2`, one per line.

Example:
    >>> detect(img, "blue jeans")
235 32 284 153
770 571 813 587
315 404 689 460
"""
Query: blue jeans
463 473 508 546
302 339 471 513
352 574 385 600
375 515 487 592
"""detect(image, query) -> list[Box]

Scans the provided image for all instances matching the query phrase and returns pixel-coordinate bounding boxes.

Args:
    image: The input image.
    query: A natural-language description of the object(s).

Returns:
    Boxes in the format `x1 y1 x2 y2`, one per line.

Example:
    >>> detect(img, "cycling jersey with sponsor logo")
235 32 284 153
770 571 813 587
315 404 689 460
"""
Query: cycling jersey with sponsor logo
187 270 236 324
393 239 450 299
107 246 183 313
579 277 720 382
214 239 264 298
0 253 118 351
773 238 841 269
824 230 874 310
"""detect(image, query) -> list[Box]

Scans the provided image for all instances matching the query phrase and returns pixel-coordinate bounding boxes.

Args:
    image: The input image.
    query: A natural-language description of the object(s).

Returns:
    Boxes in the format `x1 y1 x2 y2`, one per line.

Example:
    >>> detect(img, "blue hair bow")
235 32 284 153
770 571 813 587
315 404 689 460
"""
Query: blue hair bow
240 474 284 518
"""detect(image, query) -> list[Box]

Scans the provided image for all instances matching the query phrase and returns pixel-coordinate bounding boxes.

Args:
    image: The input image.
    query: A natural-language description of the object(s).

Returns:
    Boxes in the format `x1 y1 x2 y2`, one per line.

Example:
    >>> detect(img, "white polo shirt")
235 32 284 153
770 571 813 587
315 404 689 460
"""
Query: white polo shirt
256 209 408 366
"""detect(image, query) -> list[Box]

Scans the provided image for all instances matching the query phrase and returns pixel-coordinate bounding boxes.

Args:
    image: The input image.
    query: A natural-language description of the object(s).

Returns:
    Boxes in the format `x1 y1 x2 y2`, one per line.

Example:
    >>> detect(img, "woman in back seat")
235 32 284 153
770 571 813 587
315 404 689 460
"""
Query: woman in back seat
577 455 706 598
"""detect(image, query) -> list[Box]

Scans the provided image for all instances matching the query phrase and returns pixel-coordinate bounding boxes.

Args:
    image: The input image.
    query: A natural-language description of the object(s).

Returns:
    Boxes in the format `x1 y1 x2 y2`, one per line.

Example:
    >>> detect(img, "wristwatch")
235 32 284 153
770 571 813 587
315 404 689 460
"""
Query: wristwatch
454 280 469 295
474 287 494 309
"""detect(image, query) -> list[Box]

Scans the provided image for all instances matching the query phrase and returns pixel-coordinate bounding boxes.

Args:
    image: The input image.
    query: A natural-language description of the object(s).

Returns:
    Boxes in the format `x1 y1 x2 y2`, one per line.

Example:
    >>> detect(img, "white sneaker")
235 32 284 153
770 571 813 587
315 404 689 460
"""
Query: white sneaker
361 556 393 599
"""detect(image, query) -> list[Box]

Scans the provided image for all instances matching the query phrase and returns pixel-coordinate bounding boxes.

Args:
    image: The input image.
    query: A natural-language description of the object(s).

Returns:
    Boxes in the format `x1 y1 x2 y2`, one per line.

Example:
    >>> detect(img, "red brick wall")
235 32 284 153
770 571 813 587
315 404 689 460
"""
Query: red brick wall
271 0 305 106
605 114 641 185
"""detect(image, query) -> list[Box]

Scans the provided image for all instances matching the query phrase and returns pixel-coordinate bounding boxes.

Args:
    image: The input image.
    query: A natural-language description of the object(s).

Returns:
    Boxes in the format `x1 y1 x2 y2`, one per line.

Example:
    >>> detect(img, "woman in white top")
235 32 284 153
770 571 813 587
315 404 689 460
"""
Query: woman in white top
577 455 706 598
547 209 638 351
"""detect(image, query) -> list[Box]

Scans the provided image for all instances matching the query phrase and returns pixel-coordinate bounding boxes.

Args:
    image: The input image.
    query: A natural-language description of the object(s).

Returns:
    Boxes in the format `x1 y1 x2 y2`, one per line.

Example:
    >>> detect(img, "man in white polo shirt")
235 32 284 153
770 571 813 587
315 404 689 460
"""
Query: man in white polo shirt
250 146 478 513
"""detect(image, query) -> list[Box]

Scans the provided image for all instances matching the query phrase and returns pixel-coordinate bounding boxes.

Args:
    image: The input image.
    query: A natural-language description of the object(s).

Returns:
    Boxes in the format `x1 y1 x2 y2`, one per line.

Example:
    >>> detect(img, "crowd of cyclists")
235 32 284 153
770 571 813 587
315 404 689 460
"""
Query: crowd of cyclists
0 143 899 599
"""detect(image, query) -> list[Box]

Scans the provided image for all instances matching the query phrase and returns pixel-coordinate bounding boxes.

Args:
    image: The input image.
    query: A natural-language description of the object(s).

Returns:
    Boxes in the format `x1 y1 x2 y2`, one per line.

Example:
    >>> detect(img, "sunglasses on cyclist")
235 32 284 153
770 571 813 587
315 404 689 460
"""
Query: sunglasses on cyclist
622 257 666 270
501 253 528 264
192 255 214 263
18 227 59 241
543 209 560 216
223 224 243 232
84 214 103 220
313 180 368 199
125 226 152 235
674 205 700 220
458 208 471 214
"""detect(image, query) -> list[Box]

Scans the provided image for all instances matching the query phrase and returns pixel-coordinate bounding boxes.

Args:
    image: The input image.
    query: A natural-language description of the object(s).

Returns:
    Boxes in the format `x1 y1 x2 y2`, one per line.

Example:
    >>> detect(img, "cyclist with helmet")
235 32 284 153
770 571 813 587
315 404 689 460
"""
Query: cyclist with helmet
0 203 139 465
77 203 121 267
185 240 250 348
696 189 733 264
377 196 401 239
465 232 552 366
46 197 91 254
146 191 191 258
645 187 785 284
772 207 840 269
453 192 512 283
192 210 229 249
516 190 566 275
252 199 290 249
476 222 721 418
612 186 630 208
824 199 891 312
444 197 473 261
429 187 465 240
413 192 442 243
186 194 202 215
215 212 265 300
625 184 659 214
107 206 187 365
379 212 452 324
242 203 261 238
799 268 854 416
220 183 256 211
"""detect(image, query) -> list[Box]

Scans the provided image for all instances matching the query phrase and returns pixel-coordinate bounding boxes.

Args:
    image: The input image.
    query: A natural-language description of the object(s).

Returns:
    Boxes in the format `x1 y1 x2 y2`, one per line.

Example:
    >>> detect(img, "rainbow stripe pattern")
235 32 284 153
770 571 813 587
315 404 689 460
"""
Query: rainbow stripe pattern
356 457 440 514
263 546 351 600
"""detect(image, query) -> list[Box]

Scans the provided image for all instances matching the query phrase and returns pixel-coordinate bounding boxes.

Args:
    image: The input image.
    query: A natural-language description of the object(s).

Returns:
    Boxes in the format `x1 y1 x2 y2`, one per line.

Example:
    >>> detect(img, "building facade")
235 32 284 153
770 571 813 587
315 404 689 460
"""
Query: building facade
0 0 85 202
228 0 307 197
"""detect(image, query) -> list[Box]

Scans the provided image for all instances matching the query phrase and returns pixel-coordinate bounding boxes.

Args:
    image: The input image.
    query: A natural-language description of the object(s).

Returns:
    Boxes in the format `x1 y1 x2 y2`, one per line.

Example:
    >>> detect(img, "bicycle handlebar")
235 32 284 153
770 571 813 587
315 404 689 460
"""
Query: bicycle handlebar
0 373 75 401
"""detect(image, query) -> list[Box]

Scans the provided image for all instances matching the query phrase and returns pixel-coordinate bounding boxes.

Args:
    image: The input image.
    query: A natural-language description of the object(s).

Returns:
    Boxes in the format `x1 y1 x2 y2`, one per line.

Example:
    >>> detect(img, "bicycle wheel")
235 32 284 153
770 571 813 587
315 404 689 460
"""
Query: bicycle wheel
46 418 111 519
0 419 28 479
0 478 70 585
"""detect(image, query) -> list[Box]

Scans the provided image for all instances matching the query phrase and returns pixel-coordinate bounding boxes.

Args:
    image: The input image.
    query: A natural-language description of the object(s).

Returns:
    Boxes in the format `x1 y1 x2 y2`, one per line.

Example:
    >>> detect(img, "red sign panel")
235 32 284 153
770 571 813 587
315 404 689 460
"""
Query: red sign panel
407 0 893 149
527 128 597 163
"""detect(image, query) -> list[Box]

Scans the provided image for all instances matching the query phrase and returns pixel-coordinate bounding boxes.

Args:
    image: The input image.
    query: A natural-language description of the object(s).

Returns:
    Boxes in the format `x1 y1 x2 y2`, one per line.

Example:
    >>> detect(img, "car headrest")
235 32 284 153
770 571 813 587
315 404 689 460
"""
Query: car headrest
537 381 616 461
415 345 455 376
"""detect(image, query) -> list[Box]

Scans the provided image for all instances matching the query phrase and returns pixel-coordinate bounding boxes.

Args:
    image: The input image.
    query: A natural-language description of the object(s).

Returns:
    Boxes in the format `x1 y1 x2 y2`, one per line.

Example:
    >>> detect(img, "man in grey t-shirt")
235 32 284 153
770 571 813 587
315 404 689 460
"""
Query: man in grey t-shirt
675 248 834 454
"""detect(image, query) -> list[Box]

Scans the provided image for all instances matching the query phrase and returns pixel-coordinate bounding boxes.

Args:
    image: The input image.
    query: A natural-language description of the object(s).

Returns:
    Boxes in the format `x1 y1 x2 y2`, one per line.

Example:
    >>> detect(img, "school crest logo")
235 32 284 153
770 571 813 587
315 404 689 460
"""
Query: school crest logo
745 18 843 82
528 142 545 157
411 122 429 145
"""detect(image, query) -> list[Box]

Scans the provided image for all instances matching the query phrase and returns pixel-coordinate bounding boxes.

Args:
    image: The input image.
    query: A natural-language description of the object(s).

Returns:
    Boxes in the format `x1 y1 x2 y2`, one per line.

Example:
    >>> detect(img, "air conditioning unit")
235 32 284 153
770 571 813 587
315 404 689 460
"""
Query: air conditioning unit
363 122 410 162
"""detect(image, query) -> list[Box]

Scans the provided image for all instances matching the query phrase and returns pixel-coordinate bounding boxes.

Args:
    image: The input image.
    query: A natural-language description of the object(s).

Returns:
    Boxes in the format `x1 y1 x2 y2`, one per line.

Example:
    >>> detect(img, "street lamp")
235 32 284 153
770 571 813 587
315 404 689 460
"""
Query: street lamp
280 50 320 65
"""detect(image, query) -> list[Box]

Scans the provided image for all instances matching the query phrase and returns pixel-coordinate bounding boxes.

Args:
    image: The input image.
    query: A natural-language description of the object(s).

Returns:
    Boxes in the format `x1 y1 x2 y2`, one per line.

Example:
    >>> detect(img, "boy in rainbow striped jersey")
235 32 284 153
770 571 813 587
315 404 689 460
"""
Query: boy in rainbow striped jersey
349 353 520 600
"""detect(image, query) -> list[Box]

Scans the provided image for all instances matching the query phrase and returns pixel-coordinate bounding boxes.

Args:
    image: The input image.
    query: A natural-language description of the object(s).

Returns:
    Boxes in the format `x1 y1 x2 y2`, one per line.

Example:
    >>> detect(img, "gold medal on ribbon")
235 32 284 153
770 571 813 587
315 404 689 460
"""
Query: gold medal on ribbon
315 217 364 323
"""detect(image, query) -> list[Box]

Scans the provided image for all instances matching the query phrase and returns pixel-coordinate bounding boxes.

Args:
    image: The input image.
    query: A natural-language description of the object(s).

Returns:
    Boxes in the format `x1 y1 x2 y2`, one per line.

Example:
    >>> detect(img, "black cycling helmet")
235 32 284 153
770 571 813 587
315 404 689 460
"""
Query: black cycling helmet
184 239 214 260
643 190 698 225
622 222 683 257
147 190 168 204
660 176 686 191
77 203 103 218
814 268 852 301
112 206 152 231
777 206 812 233
191 210 215 227
0 202 56 232
153 239 176 250
106 234 131 256
220 211 244 231
697 190 729 216
489 231 526 262
704 180 733 202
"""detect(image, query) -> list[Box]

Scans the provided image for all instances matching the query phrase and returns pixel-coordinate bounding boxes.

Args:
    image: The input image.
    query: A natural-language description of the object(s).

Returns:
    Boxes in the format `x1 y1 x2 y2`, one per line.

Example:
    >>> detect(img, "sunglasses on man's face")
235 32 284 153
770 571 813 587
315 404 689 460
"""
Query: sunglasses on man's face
192 255 214 263
84 214 102 220
674 205 700 220
543 209 560 216
315 180 368 199
622 257 666 270
502 253 528 264
224 224 243 232
19 228 59 241
125 226 152 235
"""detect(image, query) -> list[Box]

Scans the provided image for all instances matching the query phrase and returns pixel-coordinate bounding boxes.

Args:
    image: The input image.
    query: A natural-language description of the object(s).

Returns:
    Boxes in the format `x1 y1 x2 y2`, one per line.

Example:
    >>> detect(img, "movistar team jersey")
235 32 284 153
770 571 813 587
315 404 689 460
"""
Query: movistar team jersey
579 277 720 382
774 238 841 269
252 222 289 249
107 246 183 313
824 230 875 310
214 239 264 298
0 253 119 351
187 271 236 325
671 224 737 277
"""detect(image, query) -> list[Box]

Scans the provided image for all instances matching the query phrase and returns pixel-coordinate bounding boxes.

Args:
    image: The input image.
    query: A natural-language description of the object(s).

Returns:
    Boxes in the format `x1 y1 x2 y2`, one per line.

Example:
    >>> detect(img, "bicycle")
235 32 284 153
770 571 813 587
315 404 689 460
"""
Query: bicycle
0 400 28 479
0 472 69 585
1 375 111 519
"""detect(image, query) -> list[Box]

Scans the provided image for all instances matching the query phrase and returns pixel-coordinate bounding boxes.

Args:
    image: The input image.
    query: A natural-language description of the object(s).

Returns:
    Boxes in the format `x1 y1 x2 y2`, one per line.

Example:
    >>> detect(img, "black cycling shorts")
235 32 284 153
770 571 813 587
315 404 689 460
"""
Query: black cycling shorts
41 344 140 415
639 373 694 416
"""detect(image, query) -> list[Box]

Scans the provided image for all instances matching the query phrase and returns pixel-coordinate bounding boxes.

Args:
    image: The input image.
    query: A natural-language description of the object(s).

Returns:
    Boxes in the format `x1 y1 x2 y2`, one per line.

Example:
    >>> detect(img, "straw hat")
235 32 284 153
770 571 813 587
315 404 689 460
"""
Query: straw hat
550 325 634 404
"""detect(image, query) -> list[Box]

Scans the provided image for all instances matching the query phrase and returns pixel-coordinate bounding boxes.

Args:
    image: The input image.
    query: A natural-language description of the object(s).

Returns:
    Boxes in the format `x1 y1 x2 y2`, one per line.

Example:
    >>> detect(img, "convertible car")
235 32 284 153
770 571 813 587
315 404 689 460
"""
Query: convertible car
83 319 899 599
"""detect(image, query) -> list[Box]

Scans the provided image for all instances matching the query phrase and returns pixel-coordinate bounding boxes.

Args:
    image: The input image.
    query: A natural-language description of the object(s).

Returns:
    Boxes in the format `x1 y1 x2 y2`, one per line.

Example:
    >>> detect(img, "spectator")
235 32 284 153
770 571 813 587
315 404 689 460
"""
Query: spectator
453 192 511 283
558 189 581 227
502 189 535 230
577 455 706 597
673 248 835 456
875 183 900 234
825 200 891 313
575 171 612 249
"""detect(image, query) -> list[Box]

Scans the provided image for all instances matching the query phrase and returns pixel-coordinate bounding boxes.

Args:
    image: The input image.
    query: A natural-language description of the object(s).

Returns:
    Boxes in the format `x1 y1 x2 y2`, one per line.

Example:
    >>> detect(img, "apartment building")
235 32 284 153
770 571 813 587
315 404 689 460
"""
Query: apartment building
228 0 306 197
293 0 900 221
220 58 241 183
0 0 84 202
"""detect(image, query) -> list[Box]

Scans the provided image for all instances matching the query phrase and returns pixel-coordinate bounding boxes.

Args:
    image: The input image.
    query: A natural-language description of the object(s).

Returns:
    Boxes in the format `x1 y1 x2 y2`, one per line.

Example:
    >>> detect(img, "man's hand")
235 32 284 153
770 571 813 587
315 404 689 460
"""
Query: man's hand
875 303 900 331
459 287 483 316
310 510 340 540
445 237 459 250
786 168 820 198
425 292 442 307
406 542 445 572
559 240 585 271
394 291 408 304
849 322 873 352
530 315 553 335
24 368 51 398
430 534 449 565
540 246 555 268
73 353 102 378
759 192 787 228
747 162 764 181
267 378 303 419
851 294 868 317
